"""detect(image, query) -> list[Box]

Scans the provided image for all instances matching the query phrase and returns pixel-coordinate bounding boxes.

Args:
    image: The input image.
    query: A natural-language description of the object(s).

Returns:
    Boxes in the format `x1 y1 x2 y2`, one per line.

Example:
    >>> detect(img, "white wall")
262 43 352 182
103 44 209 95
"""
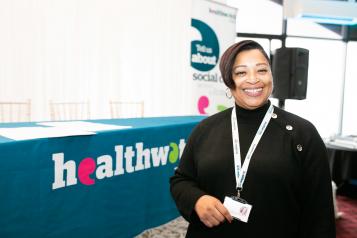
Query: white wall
342 41 357 135
284 38 346 139
0 0 192 121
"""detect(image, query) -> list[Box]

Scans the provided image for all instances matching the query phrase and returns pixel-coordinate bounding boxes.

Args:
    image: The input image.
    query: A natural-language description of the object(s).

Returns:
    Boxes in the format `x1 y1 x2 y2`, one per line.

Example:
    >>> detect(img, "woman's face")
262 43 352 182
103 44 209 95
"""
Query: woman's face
231 49 273 110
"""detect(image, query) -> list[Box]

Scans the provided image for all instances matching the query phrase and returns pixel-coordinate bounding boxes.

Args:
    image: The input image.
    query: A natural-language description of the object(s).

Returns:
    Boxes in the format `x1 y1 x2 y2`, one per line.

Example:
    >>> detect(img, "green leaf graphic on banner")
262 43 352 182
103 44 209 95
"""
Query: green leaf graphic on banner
217 105 228 112
169 142 179 163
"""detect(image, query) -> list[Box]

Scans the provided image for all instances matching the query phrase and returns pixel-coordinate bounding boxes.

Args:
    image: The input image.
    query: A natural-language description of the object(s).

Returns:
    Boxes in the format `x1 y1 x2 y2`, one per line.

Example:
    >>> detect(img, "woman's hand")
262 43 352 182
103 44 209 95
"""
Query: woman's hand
194 195 233 228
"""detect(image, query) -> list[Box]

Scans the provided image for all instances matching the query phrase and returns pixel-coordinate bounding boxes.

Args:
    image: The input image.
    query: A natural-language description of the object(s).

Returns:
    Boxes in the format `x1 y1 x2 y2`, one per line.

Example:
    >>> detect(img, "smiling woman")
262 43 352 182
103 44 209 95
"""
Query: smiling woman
170 40 336 238
230 49 272 110
219 40 273 110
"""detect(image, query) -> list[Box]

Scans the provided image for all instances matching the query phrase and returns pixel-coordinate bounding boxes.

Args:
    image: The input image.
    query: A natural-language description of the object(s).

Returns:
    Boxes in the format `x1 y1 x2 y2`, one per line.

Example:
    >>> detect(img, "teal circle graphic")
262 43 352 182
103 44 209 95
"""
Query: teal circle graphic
191 19 219 72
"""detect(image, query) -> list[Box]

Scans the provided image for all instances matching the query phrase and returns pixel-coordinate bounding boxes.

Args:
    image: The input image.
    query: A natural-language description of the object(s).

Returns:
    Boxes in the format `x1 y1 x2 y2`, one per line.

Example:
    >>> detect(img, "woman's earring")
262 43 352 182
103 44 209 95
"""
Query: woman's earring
225 88 232 99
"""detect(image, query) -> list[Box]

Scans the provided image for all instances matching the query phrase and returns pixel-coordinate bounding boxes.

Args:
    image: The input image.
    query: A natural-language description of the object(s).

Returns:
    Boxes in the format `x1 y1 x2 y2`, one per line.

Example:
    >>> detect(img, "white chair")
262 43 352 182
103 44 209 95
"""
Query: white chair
49 100 90 121
0 99 31 122
109 101 144 119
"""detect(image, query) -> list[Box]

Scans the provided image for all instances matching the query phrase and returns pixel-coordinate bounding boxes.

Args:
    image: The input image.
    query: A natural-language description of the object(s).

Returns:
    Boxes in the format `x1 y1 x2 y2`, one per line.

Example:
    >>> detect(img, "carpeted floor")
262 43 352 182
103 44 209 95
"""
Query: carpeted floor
336 195 357 238
135 217 188 238
136 195 357 238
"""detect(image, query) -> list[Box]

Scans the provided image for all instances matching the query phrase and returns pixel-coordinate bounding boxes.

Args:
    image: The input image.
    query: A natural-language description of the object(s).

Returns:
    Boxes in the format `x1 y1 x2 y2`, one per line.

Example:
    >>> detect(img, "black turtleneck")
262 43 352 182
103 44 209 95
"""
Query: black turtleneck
235 101 270 163
170 101 335 238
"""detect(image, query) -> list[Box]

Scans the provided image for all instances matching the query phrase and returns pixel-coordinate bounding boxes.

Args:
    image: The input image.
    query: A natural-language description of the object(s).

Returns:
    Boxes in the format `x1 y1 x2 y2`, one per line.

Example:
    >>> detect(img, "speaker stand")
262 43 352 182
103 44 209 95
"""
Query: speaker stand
278 99 285 110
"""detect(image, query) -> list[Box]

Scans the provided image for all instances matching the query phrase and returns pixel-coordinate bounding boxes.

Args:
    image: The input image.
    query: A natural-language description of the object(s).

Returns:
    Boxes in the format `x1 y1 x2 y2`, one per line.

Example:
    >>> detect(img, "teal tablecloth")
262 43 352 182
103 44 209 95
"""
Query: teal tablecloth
0 116 205 238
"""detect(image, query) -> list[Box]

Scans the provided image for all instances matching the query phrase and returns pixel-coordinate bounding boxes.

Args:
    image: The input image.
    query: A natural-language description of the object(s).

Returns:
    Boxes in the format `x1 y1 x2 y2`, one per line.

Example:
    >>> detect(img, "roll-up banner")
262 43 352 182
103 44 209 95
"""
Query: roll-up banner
191 0 237 115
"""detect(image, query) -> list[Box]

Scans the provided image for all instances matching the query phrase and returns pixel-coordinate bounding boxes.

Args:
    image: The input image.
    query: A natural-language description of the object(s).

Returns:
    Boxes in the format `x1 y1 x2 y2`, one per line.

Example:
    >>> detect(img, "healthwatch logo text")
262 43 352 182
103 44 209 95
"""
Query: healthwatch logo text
191 18 219 72
52 140 186 190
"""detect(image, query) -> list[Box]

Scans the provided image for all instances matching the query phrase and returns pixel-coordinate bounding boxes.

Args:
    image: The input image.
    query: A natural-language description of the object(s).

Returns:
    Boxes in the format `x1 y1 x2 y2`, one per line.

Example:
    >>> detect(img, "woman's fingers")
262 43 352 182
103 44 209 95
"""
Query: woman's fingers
215 203 233 223
194 195 232 227
201 214 221 227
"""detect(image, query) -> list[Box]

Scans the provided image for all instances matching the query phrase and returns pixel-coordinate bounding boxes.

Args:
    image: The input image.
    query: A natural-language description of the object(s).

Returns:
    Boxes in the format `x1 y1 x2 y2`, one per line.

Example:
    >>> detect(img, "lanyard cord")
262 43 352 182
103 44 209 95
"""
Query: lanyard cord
231 104 274 196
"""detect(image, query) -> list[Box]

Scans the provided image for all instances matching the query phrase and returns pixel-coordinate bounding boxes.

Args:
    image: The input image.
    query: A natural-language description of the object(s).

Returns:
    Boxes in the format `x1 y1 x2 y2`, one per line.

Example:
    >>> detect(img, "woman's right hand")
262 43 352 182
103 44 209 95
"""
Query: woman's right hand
194 195 233 228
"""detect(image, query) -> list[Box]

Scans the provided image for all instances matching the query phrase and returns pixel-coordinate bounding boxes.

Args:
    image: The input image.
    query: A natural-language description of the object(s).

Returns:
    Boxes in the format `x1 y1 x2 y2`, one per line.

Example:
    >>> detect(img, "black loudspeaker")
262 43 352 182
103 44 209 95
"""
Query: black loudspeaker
271 47 309 100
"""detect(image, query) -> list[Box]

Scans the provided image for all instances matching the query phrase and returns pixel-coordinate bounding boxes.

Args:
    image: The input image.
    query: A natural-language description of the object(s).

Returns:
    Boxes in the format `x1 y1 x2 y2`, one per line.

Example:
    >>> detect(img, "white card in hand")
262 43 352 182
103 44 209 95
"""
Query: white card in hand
223 196 252 223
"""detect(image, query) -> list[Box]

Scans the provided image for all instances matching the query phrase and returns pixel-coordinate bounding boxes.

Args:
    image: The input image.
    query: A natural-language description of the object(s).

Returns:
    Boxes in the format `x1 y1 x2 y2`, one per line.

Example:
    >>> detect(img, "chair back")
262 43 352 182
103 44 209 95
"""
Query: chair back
0 99 31 122
50 101 90 121
110 101 144 119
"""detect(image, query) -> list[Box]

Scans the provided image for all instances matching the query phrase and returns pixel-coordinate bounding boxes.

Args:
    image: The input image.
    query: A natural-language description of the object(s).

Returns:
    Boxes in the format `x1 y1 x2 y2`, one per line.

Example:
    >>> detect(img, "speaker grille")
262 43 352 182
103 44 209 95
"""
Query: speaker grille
272 47 309 100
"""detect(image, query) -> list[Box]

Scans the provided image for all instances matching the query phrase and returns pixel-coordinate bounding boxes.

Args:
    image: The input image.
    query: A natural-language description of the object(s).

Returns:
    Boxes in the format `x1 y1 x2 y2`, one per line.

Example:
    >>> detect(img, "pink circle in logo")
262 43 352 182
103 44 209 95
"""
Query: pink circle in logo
78 157 96 185
198 96 209 114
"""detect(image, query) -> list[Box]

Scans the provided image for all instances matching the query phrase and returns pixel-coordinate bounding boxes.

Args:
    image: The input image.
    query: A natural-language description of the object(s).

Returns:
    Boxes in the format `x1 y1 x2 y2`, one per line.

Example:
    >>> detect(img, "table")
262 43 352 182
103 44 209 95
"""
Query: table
0 116 204 238
325 142 357 186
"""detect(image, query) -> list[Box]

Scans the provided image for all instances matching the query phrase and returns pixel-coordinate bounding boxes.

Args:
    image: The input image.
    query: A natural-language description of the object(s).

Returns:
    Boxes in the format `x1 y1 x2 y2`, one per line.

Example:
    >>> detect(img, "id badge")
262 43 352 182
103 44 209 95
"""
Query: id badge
223 196 252 223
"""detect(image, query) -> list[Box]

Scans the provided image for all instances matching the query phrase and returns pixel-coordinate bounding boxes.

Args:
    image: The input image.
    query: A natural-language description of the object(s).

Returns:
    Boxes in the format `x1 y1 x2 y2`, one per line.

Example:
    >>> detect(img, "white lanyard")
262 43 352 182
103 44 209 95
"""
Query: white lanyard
231 103 274 197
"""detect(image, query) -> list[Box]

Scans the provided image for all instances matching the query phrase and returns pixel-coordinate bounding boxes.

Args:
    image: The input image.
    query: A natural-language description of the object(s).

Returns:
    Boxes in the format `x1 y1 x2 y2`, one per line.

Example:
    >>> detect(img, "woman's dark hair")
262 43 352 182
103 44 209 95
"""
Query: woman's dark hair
219 40 270 89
